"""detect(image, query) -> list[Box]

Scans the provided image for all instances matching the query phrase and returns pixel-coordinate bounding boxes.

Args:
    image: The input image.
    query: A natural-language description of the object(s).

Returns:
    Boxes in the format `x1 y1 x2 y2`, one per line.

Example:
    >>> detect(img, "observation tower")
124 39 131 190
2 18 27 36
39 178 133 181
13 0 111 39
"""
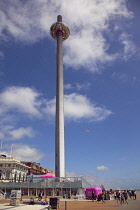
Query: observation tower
50 15 70 177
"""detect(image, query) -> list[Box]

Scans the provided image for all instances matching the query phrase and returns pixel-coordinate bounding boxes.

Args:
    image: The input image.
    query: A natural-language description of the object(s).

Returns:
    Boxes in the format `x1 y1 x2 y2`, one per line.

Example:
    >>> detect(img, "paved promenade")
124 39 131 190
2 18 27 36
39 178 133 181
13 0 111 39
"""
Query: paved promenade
0 198 139 210
118 198 140 210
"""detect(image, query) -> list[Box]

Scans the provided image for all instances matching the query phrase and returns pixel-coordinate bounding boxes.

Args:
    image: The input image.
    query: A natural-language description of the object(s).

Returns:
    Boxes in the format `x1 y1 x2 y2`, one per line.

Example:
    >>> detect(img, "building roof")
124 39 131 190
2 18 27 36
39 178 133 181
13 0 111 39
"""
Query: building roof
0 155 30 168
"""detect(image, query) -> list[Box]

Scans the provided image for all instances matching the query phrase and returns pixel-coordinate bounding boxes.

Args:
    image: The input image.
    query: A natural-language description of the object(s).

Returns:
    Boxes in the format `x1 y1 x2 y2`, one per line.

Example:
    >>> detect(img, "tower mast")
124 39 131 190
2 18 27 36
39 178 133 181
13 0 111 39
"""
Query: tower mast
50 16 70 177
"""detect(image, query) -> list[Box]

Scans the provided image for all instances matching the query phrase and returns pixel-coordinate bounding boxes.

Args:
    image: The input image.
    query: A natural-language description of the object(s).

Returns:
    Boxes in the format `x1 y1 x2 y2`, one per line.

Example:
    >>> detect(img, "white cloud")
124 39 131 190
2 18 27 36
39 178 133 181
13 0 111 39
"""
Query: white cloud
7 127 34 140
0 86 42 141
96 165 109 171
112 72 138 84
64 30 116 71
65 82 91 91
44 98 56 116
0 0 50 43
13 144 44 162
45 93 112 121
65 93 112 121
112 72 128 83
75 82 91 91
64 84 73 90
0 86 42 117
3 144 44 162
0 86 112 143
0 126 35 140
0 87 112 140
0 0 135 71
120 33 136 60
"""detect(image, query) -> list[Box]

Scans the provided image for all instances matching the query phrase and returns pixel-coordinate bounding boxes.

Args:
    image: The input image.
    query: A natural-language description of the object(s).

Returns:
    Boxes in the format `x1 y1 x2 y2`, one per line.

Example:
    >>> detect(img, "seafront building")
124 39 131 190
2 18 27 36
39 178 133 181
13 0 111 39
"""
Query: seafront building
0 155 50 182
0 155 29 182
21 161 48 175
0 155 91 197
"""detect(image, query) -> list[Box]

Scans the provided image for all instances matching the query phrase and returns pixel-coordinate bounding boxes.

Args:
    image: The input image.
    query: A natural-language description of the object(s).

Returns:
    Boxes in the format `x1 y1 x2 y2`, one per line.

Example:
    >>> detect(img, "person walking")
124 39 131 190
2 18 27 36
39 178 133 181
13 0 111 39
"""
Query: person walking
123 191 128 204
120 193 124 205
129 190 132 199
116 191 120 205
134 190 136 200
101 193 105 204
131 190 135 200
92 191 95 201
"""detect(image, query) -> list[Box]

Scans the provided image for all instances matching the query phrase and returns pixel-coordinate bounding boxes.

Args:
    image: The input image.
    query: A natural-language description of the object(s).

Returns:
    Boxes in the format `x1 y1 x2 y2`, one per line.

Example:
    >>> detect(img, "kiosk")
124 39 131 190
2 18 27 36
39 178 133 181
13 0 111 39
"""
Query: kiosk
10 190 21 206
84 187 102 199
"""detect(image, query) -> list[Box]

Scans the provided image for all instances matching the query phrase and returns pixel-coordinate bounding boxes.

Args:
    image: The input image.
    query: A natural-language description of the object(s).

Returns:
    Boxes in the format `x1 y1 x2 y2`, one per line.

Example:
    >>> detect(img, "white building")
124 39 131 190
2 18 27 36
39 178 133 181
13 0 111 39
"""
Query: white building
0 155 29 182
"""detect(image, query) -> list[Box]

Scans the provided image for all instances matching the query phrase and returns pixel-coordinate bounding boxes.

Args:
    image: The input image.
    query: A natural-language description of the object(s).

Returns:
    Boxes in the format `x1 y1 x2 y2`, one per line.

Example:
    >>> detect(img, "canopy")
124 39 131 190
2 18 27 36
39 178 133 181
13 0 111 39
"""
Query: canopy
40 173 56 178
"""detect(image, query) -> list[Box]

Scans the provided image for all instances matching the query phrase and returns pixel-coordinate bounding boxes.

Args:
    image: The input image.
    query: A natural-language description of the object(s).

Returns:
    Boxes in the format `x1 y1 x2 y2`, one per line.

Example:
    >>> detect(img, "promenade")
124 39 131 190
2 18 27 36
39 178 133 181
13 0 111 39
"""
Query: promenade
0 197 139 210
0 200 118 210
118 198 140 210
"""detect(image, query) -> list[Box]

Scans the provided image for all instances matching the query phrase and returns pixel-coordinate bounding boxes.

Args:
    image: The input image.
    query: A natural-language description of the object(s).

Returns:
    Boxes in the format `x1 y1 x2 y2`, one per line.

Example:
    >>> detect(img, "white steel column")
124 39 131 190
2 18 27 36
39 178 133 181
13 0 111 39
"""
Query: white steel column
50 15 70 177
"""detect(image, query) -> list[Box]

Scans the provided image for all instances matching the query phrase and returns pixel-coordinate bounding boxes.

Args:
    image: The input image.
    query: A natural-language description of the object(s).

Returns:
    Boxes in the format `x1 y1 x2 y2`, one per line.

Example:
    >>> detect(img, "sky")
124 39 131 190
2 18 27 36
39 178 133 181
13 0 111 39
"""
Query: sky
0 0 140 190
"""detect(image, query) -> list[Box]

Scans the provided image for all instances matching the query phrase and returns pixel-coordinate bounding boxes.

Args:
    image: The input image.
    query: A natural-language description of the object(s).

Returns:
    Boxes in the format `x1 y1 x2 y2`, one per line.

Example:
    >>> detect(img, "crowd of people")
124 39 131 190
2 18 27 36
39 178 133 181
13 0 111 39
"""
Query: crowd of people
95 189 137 206
29 189 137 206
115 190 136 205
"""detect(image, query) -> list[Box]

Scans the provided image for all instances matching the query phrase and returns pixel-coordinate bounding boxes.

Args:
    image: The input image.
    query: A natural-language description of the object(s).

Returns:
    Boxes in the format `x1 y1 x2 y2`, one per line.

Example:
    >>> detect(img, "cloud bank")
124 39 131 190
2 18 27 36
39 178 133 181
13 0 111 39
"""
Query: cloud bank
0 86 42 118
0 126 34 141
45 93 112 121
3 144 44 162
0 0 136 71
0 86 112 140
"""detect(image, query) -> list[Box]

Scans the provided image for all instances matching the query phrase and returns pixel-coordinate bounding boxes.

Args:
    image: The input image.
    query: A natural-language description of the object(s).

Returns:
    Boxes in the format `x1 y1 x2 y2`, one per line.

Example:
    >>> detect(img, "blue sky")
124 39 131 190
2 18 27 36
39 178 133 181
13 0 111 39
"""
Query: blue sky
0 0 140 190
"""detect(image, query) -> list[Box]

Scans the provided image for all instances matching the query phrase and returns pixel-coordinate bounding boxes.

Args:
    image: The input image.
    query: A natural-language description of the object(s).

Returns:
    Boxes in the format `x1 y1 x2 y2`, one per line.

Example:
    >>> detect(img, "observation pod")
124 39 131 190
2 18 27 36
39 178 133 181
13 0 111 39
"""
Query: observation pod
50 16 70 41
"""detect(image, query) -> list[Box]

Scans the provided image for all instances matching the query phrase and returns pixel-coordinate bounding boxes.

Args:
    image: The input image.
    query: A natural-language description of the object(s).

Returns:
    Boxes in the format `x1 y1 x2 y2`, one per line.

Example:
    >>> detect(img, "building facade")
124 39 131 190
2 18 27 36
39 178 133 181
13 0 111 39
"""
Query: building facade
21 161 48 175
0 155 29 182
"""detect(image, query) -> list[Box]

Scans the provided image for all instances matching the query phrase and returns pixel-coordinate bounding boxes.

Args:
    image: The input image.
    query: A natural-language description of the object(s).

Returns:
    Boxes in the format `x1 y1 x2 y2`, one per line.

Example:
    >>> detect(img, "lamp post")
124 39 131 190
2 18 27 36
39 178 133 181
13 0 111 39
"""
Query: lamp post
50 16 70 177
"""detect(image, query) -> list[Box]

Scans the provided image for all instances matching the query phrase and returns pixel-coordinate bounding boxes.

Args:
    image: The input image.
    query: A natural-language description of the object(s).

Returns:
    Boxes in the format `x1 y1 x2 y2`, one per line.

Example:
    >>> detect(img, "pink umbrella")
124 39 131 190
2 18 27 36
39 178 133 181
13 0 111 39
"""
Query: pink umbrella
41 173 56 178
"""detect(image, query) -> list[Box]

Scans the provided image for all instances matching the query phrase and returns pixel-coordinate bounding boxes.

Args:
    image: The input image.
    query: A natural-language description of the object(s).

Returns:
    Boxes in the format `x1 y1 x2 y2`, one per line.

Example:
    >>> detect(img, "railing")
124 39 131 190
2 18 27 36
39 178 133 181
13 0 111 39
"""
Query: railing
0 177 91 189
0 181 82 189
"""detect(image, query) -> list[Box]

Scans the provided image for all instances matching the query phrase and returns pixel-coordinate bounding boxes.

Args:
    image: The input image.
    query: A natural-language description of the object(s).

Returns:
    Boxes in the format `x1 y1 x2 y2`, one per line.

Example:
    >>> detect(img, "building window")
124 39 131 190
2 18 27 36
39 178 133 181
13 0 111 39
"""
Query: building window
14 173 17 182
19 173 21 182
6 170 10 179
